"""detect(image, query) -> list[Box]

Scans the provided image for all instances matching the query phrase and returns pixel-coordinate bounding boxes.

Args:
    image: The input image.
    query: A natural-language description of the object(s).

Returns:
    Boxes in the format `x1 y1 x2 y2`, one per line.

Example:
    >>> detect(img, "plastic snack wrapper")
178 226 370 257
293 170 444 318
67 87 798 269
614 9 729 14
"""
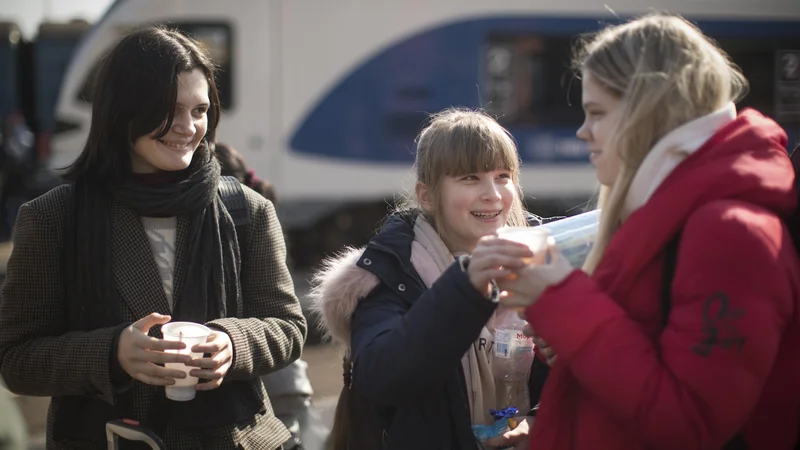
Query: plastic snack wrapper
471 407 520 442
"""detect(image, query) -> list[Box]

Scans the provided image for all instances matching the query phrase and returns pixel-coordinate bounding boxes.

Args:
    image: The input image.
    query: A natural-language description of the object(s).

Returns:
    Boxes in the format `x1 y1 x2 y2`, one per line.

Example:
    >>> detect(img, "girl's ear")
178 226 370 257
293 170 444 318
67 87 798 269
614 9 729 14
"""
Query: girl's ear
415 182 434 213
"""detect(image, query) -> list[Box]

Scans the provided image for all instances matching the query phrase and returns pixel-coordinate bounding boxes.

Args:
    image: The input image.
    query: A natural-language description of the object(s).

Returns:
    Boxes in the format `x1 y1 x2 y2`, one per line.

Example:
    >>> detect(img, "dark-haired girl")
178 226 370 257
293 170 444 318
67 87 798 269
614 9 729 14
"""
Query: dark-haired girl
0 26 306 449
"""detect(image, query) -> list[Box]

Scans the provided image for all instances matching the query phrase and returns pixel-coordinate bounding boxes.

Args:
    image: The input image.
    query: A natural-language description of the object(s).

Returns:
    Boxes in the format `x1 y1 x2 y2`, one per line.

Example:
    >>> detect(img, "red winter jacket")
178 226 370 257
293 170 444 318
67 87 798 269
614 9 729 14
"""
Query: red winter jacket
526 109 800 450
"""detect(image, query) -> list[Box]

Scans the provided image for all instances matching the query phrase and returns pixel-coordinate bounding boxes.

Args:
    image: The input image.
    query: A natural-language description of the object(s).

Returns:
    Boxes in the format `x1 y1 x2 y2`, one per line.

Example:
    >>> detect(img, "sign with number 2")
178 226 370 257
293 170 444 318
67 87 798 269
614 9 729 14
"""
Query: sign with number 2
781 51 800 81
776 50 800 118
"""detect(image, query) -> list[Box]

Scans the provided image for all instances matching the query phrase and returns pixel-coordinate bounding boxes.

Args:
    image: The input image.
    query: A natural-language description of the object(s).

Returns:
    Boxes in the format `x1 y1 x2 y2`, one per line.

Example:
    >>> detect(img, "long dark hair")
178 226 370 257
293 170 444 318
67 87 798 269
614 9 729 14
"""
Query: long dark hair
62 26 223 330
64 25 221 181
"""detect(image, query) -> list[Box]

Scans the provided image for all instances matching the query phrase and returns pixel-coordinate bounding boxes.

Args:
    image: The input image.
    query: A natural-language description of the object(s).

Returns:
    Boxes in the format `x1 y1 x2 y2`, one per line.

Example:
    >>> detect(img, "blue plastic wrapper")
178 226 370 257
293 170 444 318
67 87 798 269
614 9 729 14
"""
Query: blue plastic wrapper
471 407 519 441
490 407 519 421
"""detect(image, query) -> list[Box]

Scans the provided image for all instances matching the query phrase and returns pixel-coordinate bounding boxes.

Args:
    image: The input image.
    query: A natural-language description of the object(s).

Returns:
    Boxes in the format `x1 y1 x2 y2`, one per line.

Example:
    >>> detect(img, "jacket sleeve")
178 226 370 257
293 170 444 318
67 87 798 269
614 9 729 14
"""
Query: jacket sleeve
350 262 497 406
0 202 124 404
525 202 796 449
206 195 307 380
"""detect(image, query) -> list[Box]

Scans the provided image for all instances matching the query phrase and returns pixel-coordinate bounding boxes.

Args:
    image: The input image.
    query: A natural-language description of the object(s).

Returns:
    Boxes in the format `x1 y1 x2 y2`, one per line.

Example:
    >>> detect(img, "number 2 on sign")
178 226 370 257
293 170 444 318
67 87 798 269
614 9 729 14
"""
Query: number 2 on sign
783 53 800 80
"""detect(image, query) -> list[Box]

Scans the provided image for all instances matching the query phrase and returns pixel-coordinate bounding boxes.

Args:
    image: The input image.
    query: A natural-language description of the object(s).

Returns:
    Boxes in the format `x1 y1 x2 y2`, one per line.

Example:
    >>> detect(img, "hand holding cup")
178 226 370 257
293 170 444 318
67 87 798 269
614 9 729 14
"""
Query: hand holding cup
467 235 534 297
117 313 190 386
187 330 233 391
496 240 575 309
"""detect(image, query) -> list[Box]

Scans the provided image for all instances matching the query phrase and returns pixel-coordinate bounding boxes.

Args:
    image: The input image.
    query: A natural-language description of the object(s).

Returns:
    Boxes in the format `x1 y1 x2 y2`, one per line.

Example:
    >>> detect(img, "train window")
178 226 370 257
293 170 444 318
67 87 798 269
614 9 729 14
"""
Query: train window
76 22 234 110
483 32 800 125
716 38 774 116
482 34 582 126
174 23 234 110
714 36 800 120
384 111 429 137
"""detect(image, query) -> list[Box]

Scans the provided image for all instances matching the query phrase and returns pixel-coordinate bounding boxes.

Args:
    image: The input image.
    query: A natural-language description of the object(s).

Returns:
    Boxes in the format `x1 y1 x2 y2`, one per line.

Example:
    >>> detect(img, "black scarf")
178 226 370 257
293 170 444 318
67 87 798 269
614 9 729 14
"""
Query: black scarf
64 149 241 330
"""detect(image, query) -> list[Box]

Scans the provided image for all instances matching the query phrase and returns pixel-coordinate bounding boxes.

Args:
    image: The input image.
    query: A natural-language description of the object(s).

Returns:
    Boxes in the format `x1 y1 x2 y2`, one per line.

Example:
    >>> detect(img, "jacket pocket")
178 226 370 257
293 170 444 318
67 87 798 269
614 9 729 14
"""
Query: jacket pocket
230 408 291 450
52 395 117 444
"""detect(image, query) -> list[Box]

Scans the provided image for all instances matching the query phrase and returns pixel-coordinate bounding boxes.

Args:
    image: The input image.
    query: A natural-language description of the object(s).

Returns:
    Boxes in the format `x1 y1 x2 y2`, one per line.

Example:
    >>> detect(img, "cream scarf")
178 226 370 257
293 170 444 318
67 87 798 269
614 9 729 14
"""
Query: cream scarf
622 102 737 219
409 215 497 426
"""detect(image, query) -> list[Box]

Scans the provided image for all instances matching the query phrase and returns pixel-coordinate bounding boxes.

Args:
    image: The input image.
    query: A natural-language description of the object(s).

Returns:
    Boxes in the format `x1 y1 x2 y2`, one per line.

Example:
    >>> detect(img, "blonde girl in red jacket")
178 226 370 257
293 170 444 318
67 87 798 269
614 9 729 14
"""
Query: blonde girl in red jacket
480 12 800 450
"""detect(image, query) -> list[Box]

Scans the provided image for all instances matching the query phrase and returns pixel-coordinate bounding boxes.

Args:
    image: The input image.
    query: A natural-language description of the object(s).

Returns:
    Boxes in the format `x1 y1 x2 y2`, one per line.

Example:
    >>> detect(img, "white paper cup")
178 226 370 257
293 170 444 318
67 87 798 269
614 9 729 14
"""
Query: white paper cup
162 321 212 401
496 227 551 265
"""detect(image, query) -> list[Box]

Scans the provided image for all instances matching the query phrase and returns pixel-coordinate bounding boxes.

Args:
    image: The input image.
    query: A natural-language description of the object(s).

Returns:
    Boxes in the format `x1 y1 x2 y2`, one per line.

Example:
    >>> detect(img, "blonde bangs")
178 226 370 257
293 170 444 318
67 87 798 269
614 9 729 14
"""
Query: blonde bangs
417 109 520 184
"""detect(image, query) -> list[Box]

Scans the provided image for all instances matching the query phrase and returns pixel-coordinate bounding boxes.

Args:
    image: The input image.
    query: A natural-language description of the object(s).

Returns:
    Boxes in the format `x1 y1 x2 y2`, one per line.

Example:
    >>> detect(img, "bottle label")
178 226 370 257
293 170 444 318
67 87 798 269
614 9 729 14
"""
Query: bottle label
494 330 512 359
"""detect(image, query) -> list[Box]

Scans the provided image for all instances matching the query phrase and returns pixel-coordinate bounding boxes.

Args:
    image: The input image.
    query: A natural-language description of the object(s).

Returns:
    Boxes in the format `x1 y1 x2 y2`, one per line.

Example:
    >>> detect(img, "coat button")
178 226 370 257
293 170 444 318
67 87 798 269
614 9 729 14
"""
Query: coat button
398 284 406 291
363 258 372 266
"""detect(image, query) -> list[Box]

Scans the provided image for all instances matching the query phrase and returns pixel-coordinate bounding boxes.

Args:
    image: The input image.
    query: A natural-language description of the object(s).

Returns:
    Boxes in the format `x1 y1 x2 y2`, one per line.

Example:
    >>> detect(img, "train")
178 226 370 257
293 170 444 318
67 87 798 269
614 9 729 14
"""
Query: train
3 0 799 266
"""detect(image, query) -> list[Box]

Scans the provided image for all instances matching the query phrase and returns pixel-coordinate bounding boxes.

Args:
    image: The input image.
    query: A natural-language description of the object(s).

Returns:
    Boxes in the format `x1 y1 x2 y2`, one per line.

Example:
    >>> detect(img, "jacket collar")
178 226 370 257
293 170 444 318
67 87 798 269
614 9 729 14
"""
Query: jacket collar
367 211 418 261
308 211 424 348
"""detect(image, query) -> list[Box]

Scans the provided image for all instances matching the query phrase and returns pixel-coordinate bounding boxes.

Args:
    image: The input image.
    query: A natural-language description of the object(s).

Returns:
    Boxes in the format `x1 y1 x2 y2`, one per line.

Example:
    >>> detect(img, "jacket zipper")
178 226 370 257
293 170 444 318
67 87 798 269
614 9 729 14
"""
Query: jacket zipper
366 241 426 450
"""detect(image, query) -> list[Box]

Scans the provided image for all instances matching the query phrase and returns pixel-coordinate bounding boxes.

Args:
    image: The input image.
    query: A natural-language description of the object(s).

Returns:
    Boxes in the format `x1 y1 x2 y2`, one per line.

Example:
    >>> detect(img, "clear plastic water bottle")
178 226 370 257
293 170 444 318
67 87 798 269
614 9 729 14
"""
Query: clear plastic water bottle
492 309 533 413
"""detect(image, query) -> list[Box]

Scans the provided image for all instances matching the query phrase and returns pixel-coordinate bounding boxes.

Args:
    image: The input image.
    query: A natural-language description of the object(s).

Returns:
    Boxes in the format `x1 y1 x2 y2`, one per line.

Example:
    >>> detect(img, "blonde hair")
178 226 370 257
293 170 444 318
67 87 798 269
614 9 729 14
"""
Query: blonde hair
397 107 529 238
576 13 748 273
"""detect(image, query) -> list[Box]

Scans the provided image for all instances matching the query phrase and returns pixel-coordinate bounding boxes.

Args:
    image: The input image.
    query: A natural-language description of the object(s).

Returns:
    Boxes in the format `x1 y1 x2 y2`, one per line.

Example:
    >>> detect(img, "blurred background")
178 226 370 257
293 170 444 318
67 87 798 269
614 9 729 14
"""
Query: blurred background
0 0 798 448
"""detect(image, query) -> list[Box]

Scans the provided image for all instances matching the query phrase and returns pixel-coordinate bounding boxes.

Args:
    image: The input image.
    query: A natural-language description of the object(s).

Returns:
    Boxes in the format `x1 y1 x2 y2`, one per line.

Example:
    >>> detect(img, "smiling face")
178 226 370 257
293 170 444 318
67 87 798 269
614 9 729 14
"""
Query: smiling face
576 73 625 187
417 169 517 254
130 69 210 173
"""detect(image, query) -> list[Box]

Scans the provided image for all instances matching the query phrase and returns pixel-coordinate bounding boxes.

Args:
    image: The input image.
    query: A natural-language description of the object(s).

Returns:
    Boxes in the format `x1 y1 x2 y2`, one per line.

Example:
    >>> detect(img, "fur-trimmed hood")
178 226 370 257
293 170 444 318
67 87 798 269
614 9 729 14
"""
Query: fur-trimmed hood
308 246 379 348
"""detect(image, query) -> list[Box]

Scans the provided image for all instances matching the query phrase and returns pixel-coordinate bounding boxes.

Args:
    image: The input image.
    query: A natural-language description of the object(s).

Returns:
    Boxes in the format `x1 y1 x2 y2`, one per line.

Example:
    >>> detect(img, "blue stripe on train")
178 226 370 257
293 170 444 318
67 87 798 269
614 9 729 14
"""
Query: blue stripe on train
289 15 800 164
